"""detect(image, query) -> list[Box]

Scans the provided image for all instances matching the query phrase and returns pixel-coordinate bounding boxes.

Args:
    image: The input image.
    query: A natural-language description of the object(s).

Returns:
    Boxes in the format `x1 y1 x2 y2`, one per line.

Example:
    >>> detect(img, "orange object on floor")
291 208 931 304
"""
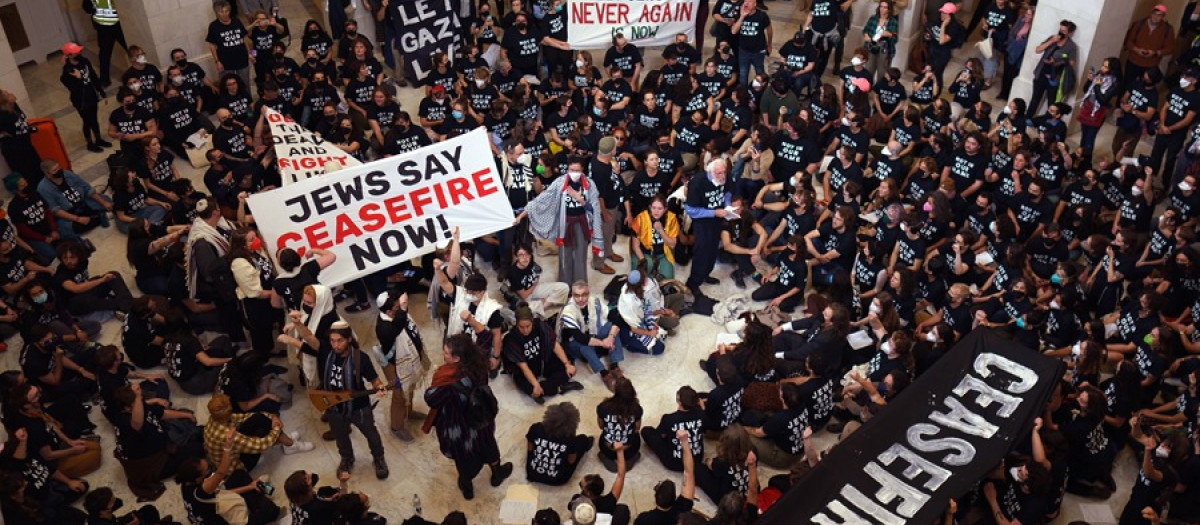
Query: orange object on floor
28 118 71 172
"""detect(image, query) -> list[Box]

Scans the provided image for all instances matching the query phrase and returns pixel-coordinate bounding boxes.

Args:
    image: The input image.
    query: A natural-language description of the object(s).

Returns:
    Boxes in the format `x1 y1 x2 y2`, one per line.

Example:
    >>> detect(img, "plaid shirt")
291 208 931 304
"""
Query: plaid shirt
203 413 282 471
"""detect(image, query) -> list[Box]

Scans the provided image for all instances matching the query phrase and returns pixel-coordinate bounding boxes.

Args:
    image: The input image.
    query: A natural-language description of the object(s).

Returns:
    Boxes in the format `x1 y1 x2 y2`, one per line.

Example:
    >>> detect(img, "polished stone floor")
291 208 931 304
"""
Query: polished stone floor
0 0 1147 523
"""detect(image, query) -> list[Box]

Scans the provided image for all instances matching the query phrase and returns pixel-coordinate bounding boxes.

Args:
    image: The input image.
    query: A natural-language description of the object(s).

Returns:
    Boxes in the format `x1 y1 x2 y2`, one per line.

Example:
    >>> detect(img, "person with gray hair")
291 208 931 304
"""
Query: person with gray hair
558 280 623 389
525 402 594 485
683 158 733 310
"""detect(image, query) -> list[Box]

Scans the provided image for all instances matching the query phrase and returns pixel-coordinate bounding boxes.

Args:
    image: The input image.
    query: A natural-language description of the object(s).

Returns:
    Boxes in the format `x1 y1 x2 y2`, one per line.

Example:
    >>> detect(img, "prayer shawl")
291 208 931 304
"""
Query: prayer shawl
185 214 233 299
526 175 605 257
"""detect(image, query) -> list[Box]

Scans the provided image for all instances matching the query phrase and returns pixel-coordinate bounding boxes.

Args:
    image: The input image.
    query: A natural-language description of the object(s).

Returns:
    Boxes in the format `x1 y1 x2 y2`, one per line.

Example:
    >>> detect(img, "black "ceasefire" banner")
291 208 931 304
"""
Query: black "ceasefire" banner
759 329 1063 525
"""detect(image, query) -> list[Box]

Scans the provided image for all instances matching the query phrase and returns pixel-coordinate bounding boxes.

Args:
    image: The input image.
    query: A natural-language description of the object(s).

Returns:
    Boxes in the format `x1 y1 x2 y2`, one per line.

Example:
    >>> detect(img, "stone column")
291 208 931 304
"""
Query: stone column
116 0 221 82
1010 0 1139 113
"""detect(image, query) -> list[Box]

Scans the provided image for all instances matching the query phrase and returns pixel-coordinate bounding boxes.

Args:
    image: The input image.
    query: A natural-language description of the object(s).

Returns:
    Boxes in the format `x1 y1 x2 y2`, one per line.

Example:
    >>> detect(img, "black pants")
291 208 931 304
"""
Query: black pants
1151 130 1188 187
511 356 569 399
750 282 802 312
1 135 42 183
240 297 279 357
687 218 721 290
1124 61 1152 90
66 277 134 317
695 462 736 506
93 22 128 86
640 427 693 472
929 48 953 88
327 406 386 464
1029 76 1058 117
226 469 281 525
75 100 102 145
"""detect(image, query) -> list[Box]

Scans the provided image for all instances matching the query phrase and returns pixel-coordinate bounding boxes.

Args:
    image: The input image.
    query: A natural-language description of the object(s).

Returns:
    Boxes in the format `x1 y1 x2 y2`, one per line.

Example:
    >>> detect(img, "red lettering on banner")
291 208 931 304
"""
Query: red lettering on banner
473 168 499 196
410 186 434 217
334 213 363 244
446 177 471 205
383 194 413 223
572 2 629 24
358 203 387 232
277 232 304 256
305 222 332 250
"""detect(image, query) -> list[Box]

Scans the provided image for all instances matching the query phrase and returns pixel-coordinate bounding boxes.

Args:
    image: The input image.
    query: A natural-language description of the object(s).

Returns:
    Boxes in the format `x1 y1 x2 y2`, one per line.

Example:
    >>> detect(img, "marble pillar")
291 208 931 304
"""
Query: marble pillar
116 0 220 82
1010 0 1138 114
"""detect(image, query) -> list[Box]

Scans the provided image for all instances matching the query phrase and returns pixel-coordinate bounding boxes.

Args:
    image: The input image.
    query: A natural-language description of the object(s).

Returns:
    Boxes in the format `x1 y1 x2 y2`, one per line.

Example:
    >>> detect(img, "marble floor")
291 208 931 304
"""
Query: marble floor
0 0 1148 523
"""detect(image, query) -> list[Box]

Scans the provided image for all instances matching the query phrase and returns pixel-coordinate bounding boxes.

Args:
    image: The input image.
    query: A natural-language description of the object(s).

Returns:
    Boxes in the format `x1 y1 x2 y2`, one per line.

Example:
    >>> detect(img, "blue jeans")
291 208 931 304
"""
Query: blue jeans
564 322 624 373
27 240 55 262
738 51 766 87
116 205 168 234
1080 124 1100 157
56 195 112 241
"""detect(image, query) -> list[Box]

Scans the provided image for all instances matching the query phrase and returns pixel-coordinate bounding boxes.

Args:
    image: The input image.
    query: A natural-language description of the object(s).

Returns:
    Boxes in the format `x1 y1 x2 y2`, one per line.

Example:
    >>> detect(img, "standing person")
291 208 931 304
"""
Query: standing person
977 0 1016 90
1077 58 1122 161
684 159 733 307
1028 20 1078 116
591 137 625 275
0 90 42 184
732 0 771 87
227 227 279 358
1150 68 1199 185
297 321 390 480
526 158 606 285
1113 67 1161 159
373 290 427 441
60 43 110 153
1123 5 1175 89
926 3 966 88
423 333 515 500
185 197 245 346
862 1 899 86
207 1 254 88
997 4 1033 100
82 0 128 88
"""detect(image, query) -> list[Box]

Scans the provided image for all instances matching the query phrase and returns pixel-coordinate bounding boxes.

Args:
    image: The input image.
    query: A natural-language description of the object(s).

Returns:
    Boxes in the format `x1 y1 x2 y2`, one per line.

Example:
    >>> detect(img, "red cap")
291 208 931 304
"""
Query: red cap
851 77 871 93
431 84 446 93
1153 4 1167 12
62 42 83 56
940 2 958 14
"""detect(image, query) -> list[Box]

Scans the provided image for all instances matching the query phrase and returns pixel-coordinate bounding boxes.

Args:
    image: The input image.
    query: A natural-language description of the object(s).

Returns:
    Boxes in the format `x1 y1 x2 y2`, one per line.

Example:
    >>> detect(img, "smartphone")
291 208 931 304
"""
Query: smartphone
257 481 275 496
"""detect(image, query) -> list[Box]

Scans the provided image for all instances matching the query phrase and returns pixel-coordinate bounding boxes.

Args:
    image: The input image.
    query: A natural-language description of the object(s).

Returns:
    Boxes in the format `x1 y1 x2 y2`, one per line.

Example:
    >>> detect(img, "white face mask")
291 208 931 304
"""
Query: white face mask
575 59 585 68
1002 105 1012 115
129 81 142 91
851 57 865 67
1071 342 1082 358
1132 185 1144 196
475 79 486 88
926 331 937 343
869 303 881 315
1181 181 1194 192
751 79 763 88
841 117 851 127
881 340 896 356
568 170 582 181
136 55 147 65
1156 445 1170 458
1049 299 1061 310
1182 79 1193 89
171 75 185 84
1008 467 1025 482
880 147 892 157
468 293 481 303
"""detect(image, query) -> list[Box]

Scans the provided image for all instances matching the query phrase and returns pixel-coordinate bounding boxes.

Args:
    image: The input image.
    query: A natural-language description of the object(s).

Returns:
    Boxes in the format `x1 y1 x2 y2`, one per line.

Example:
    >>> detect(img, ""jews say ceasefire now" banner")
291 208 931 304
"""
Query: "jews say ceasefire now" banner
568 0 701 49
247 127 514 286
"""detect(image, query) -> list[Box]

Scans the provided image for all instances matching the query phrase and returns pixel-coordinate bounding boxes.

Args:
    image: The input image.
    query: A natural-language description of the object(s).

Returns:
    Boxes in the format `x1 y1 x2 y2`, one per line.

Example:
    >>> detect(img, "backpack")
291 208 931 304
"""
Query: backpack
454 381 499 430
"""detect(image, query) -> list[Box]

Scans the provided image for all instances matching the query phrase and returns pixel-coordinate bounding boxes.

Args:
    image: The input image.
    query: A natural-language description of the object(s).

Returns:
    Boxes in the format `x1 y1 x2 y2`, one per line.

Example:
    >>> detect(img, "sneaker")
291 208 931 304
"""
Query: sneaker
373 456 389 479
288 431 300 441
337 459 354 476
698 359 708 371
344 301 371 313
322 430 337 441
458 477 475 500
489 462 513 486
704 277 720 285
560 380 584 393
392 427 415 442
96 139 113 148
87 143 103 153
733 272 746 289
282 440 314 455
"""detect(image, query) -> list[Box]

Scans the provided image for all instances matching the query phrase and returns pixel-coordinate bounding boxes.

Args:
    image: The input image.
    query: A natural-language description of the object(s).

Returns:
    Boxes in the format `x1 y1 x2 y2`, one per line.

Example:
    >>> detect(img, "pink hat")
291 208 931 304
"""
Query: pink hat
1153 4 1167 12
851 77 871 93
62 42 83 56
939 2 958 14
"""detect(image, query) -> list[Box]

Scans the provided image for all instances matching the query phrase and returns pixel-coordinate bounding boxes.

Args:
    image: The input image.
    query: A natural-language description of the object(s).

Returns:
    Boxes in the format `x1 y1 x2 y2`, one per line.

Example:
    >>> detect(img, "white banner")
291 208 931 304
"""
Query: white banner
247 128 514 286
264 107 362 185
568 0 701 49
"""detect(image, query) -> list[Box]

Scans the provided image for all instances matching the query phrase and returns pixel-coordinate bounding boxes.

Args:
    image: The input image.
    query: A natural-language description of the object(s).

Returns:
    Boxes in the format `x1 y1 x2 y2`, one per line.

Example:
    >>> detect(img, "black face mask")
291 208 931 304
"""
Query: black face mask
273 53 284 59
112 499 124 512
346 30 357 37
310 473 319 486
307 58 319 66
515 22 527 31
175 59 187 67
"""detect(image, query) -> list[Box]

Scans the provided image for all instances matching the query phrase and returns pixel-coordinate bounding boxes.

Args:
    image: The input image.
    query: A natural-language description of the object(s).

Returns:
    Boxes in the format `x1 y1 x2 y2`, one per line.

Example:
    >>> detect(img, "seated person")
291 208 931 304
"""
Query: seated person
525 402 594 486
163 309 232 395
640 387 704 472
37 161 112 241
53 241 134 320
742 383 814 469
700 359 746 431
610 271 666 356
632 429 696 524
559 280 623 385
508 243 570 319
284 469 350 525
502 305 583 403
750 234 807 312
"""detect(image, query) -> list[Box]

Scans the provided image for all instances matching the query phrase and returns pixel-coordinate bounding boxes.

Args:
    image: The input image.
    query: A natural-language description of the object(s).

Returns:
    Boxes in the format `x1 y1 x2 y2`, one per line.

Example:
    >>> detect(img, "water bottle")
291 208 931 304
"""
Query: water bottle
413 494 422 516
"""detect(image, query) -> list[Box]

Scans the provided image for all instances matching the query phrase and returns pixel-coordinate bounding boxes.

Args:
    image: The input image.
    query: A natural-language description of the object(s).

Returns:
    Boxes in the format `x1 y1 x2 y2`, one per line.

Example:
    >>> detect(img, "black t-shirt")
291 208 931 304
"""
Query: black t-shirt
206 19 250 70
597 403 643 449
772 131 820 181
525 422 582 484
590 158 624 207
603 45 643 78
113 403 168 460
737 10 771 53
273 260 322 310
109 106 152 138
0 104 31 137
182 483 224 525
502 321 554 375
501 27 544 75
705 378 745 429
1011 193 1053 231
633 496 694 525
292 496 338 525
686 172 728 212
507 262 542 293
383 125 432 156
417 97 448 125
165 335 204 382
1164 86 1200 128
948 150 987 193
810 0 840 32
762 406 808 455
628 171 668 213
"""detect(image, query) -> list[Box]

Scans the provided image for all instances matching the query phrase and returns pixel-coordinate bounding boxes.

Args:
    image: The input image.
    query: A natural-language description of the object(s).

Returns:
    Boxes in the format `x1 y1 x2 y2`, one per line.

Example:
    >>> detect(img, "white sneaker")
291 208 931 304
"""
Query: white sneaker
282 441 315 455
288 431 300 441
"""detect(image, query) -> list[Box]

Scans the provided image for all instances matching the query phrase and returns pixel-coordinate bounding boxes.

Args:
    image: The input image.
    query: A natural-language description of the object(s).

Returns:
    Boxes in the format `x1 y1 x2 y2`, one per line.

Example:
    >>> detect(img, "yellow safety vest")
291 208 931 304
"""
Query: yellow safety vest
91 0 119 26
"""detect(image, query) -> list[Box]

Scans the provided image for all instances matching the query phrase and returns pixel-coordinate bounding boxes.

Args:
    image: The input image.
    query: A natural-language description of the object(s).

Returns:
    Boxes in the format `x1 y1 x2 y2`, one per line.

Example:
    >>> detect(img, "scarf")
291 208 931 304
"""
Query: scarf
184 214 232 298
421 363 463 433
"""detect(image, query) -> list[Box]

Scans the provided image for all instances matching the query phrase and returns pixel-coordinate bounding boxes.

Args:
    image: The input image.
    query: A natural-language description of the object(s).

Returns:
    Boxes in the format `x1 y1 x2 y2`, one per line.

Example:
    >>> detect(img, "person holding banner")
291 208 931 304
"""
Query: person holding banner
485 140 534 278
435 231 506 377
228 227 282 358
186 197 246 346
